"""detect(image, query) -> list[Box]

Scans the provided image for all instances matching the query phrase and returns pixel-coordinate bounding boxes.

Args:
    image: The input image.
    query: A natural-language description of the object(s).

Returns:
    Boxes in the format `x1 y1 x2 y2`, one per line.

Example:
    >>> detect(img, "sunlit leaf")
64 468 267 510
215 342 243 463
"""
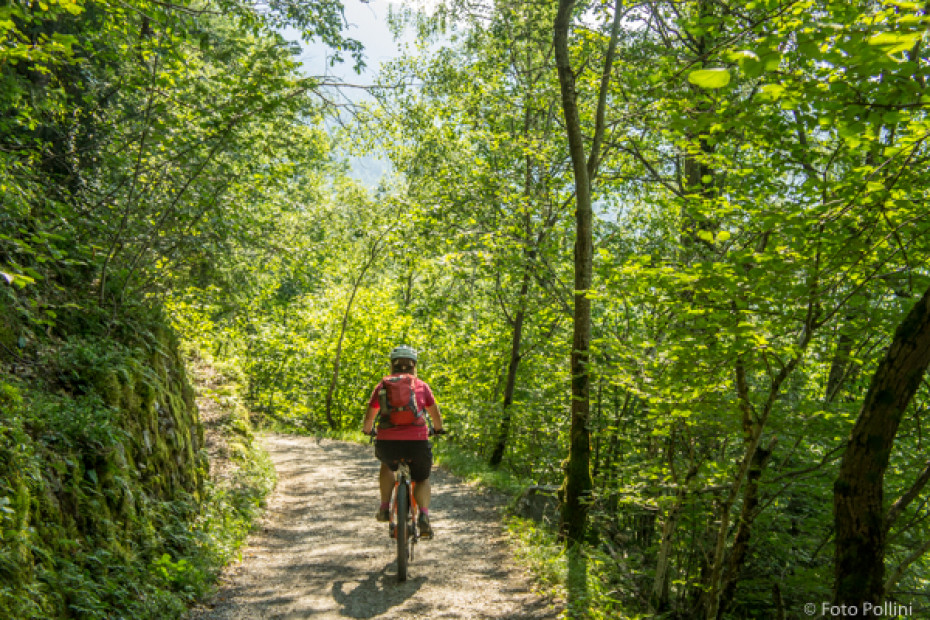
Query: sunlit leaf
758 84 786 101
868 32 921 54
688 68 731 89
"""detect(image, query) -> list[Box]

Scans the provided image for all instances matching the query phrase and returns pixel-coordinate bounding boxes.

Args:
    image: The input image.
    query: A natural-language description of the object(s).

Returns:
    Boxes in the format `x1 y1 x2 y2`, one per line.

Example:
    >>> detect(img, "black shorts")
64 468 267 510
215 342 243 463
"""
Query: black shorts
374 440 433 482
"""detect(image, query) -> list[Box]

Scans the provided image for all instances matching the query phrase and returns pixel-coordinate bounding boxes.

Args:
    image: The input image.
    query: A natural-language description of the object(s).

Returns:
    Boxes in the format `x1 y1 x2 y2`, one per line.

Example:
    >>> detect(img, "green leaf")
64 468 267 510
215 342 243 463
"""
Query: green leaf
838 125 862 148
1 271 35 288
887 0 921 9
762 51 782 72
868 32 921 54
58 0 84 15
688 68 731 89
758 84 786 101
729 50 762 78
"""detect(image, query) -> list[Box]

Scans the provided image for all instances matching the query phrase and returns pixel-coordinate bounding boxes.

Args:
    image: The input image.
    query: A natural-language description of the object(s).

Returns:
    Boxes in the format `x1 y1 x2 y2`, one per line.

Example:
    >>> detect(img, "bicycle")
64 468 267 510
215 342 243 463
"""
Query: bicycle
367 427 445 582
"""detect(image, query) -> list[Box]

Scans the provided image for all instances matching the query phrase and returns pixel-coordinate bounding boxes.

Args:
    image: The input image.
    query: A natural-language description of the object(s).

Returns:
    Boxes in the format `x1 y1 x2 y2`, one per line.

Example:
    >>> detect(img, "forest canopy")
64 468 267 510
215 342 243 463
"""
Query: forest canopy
2 0 930 618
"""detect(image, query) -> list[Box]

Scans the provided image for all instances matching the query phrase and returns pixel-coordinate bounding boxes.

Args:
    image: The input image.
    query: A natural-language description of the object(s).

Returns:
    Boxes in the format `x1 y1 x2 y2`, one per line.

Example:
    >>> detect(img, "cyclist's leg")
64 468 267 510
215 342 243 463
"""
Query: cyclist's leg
374 440 401 521
379 462 394 504
406 440 434 537
413 478 432 538
408 440 433 506
413 478 430 510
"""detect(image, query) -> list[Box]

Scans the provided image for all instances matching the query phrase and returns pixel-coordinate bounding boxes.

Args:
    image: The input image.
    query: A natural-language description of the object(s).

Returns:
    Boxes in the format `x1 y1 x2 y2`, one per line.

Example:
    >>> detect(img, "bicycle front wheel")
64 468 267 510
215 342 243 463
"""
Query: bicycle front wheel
396 481 409 581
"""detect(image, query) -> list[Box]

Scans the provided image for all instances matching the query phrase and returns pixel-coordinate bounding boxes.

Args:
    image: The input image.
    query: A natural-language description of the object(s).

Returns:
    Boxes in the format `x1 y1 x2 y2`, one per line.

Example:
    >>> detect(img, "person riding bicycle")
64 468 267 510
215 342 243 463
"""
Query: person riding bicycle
362 345 444 538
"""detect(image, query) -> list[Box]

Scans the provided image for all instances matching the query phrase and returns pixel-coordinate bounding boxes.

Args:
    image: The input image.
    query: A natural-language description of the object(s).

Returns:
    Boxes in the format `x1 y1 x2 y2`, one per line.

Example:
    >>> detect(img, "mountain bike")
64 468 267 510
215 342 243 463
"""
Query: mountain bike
368 427 445 582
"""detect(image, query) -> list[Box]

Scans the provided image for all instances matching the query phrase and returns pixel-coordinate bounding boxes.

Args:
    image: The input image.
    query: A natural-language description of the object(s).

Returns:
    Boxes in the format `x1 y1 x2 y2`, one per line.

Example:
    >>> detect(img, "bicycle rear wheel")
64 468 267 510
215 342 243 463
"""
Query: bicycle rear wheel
396 481 409 581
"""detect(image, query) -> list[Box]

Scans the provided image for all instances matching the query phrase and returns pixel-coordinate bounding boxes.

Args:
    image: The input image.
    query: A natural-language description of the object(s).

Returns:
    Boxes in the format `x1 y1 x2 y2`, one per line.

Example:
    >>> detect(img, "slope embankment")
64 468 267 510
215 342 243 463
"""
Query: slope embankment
0 325 207 617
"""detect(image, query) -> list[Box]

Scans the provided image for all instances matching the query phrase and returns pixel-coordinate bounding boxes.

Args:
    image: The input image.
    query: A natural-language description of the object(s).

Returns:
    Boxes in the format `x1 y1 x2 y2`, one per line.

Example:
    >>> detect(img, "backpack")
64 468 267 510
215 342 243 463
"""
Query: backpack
376 374 427 428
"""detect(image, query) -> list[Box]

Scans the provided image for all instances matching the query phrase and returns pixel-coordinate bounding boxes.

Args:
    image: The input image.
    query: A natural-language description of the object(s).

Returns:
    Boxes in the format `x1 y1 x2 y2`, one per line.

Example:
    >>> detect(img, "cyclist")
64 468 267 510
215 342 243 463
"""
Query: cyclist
362 345 444 538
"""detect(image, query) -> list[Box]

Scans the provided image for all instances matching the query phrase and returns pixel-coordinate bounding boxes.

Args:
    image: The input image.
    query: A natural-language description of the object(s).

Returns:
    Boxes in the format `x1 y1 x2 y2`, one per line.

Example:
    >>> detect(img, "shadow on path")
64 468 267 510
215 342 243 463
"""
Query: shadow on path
332 561 426 619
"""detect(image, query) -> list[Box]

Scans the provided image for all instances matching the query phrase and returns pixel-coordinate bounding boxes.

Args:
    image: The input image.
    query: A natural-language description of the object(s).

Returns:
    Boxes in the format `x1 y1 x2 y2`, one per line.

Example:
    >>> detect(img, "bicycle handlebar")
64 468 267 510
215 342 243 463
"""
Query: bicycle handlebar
364 428 447 437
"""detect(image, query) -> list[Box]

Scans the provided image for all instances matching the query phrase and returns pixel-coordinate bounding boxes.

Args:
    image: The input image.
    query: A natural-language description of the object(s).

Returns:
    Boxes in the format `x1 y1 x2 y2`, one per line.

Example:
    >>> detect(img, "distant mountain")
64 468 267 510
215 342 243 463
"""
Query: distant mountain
349 154 392 189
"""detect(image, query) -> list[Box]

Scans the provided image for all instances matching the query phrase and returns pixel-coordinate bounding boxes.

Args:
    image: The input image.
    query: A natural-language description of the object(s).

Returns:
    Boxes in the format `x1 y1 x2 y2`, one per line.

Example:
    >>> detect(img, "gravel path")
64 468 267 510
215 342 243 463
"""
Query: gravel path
189 434 560 619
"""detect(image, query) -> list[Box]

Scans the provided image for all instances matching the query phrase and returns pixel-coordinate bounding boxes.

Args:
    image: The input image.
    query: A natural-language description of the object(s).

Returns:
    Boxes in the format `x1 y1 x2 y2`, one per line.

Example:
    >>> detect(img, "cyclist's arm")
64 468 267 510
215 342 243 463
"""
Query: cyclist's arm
426 403 443 432
363 406 379 434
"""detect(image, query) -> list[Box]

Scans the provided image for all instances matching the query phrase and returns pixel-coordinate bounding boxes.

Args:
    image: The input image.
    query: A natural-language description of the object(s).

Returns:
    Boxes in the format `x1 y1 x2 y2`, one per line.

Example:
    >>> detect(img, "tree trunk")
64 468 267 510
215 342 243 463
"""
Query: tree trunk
651 466 696 612
824 329 855 404
772 583 785 620
650 507 677 612
323 277 363 429
553 5 622 613
591 380 603 479
833 283 930 607
602 390 631 514
704 350 805 619
554 0 621 550
489 301 527 467
323 231 388 429
884 538 930 594
490 150 536 467
718 442 775 617
554 0 594 546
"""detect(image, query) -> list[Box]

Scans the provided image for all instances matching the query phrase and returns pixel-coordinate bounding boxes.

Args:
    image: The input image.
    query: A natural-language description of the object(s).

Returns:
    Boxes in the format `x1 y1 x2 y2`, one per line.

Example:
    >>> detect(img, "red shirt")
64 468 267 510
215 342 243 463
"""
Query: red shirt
368 375 436 441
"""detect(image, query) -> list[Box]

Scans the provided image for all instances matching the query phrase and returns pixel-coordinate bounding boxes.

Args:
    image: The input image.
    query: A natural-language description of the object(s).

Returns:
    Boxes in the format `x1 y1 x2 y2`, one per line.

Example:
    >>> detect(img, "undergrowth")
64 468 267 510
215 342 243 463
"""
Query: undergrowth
430 439 527 496
0 334 273 619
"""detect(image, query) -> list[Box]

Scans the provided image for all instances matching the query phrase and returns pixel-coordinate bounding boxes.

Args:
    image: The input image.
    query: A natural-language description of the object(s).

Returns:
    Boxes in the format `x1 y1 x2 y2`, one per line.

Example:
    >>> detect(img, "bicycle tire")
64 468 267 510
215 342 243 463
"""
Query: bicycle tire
408 508 416 563
396 481 409 581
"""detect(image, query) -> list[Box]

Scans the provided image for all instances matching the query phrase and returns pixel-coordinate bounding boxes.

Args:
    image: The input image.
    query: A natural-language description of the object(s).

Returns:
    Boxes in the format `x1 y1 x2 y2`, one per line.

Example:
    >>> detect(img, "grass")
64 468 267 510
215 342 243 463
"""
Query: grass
430 439 529 496
506 516 568 599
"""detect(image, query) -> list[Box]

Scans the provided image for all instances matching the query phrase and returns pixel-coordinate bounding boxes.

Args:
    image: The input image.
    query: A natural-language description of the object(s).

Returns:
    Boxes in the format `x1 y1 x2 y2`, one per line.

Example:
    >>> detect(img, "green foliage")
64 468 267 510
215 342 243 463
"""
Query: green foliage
506 517 567 600
688 68 731 89
274 0 928 616
0 327 273 618
0 0 348 614
507 516 656 620
432 440 528 496
0 368 188 616
179 4 929 614
152 553 202 593
7 0 926 615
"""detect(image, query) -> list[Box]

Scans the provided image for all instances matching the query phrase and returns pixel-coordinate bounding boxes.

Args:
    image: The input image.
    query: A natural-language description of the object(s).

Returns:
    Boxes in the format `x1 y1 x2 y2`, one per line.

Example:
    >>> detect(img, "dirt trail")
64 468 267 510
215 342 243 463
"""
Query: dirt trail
189 434 560 619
